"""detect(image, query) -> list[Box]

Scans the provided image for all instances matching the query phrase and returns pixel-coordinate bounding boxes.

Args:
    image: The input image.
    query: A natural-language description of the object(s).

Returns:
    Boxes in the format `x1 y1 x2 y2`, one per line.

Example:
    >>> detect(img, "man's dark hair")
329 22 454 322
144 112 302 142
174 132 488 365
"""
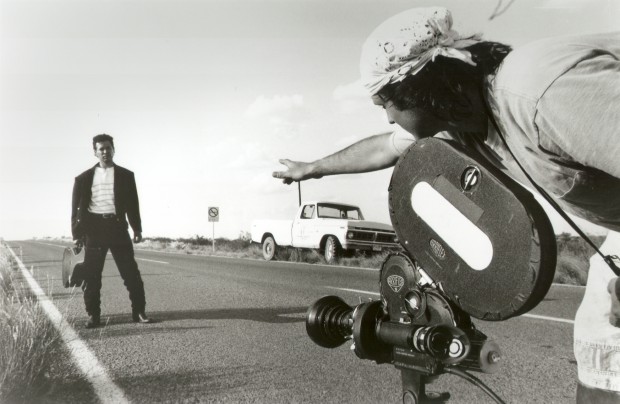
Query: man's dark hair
92 134 114 150
377 41 512 122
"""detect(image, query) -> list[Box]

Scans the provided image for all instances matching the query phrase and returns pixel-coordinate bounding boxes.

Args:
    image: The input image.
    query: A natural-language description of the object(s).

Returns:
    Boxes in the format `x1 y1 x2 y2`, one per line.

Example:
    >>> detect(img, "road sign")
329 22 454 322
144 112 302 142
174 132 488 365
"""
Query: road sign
208 206 219 222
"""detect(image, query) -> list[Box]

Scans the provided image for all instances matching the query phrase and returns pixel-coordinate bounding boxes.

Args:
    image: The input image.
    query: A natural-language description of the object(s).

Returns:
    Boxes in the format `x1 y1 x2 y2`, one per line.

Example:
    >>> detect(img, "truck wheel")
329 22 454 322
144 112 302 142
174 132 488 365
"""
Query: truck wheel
262 236 277 261
324 236 340 264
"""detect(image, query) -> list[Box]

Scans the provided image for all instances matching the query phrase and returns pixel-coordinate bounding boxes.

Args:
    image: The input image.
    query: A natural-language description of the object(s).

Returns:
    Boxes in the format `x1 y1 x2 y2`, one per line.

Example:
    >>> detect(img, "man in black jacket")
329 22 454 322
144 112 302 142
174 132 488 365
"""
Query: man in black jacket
71 134 152 328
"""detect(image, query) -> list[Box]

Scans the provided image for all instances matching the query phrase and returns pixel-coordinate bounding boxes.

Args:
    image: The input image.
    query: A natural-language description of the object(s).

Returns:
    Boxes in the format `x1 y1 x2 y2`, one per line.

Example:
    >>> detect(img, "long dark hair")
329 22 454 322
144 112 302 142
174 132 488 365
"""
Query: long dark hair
377 41 512 122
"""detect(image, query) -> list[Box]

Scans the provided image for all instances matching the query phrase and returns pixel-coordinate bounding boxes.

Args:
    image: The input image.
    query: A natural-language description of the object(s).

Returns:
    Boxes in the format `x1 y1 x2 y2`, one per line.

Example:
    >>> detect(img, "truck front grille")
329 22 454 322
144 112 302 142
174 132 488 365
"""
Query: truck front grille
348 230 398 244
376 233 396 243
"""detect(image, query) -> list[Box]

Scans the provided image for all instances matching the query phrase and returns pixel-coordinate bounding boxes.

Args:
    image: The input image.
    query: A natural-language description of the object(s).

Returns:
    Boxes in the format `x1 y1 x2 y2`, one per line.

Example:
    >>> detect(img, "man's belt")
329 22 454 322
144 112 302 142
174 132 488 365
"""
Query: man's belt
90 212 117 219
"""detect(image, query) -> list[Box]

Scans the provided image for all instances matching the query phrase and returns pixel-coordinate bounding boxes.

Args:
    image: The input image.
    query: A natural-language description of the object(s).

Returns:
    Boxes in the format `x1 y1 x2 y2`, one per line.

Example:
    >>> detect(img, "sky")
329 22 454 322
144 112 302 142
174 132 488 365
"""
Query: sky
1 0 618 241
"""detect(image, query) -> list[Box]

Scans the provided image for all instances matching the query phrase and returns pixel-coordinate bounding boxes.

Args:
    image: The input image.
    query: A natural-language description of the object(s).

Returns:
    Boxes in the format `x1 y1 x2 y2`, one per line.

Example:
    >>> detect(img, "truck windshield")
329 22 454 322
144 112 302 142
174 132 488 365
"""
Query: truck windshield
317 204 364 220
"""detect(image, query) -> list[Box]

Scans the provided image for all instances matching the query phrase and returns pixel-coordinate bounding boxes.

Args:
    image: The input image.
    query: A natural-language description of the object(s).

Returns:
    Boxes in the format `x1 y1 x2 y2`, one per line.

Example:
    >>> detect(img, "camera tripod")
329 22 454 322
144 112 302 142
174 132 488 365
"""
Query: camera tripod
306 291 507 404
399 367 505 404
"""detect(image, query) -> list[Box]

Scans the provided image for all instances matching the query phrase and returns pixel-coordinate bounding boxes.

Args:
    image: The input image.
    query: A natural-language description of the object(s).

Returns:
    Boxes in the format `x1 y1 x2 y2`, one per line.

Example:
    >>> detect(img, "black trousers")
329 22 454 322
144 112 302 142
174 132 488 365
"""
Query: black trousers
82 214 146 317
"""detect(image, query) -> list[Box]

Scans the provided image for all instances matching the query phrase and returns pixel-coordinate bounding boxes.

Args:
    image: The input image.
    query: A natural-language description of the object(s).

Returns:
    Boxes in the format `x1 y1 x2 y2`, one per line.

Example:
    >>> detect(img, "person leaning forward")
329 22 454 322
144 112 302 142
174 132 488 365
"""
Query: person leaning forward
71 133 152 328
274 7 620 403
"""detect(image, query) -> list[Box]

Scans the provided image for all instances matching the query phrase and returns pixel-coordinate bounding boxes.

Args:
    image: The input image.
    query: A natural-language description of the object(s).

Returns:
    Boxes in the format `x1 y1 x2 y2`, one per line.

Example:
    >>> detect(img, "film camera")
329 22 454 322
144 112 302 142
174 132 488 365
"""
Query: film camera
306 138 557 403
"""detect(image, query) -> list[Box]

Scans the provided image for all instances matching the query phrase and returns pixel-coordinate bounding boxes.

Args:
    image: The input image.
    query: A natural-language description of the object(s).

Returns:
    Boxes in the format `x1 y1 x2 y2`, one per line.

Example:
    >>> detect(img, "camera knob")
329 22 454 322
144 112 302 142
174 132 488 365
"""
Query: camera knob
404 290 426 319
449 339 466 358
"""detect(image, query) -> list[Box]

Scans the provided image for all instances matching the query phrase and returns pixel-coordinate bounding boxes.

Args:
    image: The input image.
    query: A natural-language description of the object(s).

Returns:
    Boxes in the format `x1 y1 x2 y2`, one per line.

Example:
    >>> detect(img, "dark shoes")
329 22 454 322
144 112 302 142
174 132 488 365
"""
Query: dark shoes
85 312 152 327
132 311 153 324
85 314 101 328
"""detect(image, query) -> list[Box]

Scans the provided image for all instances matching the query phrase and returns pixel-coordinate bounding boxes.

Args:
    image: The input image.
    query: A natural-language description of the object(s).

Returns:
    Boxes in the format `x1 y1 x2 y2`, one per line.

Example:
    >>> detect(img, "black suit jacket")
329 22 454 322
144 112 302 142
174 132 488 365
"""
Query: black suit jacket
71 164 142 239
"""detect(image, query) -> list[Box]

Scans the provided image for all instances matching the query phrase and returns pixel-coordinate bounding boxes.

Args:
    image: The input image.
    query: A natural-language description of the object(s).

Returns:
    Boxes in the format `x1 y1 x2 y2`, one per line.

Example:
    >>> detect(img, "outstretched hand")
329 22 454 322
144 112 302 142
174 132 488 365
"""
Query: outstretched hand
272 159 321 185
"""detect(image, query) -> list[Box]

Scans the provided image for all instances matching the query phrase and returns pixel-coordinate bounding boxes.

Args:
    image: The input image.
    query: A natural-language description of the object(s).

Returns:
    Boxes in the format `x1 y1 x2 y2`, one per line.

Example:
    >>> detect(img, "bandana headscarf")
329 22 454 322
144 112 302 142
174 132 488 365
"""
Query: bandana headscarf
360 7 482 95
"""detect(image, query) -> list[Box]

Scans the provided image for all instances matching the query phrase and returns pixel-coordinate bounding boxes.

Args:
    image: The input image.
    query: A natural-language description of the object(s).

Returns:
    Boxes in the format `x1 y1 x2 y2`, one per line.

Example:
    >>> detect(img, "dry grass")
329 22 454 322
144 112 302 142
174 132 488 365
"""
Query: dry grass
554 255 589 285
0 246 65 404
140 236 391 268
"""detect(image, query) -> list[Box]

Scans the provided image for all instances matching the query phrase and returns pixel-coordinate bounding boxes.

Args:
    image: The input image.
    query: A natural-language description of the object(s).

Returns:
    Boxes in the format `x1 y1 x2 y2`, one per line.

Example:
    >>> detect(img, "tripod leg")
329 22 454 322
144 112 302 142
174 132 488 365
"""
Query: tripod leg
401 370 451 404
401 369 422 404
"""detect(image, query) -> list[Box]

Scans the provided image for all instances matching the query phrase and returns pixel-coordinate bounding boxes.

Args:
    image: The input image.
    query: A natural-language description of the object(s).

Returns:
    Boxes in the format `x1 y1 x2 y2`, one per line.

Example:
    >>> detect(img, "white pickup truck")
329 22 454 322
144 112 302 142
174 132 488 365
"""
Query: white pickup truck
251 201 400 264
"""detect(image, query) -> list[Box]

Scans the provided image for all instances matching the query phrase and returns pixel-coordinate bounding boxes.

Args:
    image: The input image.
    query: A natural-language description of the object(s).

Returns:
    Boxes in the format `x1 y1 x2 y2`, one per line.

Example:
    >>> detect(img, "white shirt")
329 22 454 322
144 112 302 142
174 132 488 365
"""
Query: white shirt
89 166 116 214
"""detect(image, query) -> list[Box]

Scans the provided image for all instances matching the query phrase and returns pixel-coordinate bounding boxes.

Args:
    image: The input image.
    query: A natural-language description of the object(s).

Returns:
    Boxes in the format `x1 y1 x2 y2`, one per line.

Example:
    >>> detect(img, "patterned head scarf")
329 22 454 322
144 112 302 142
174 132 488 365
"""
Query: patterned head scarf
360 7 482 95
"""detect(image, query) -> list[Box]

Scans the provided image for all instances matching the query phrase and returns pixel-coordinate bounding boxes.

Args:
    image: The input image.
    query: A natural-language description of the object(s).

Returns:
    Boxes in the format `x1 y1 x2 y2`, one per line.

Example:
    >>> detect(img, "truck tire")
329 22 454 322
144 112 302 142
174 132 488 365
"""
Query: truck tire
262 236 277 261
324 236 340 264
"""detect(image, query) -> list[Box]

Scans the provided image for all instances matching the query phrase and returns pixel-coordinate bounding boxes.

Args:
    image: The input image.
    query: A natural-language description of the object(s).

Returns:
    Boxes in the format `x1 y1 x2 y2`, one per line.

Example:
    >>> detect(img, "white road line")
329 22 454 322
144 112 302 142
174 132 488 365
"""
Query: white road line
553 283 585 289
33 241 66 248
6 245 130 404
135 247 382 270
136 258 169 264
24 243 588 290
31 242 167 264
326 286 379 296
521 313 574 324
326 286 575 325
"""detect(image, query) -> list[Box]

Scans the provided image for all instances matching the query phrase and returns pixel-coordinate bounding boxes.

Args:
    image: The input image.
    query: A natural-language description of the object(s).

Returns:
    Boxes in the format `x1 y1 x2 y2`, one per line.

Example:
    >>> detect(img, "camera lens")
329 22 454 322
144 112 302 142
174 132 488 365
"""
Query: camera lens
306 296 354 348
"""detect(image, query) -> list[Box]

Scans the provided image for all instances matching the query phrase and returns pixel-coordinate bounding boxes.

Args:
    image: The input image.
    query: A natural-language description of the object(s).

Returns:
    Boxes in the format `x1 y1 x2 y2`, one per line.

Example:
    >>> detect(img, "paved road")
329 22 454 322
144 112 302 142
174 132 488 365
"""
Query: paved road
8 240 583 403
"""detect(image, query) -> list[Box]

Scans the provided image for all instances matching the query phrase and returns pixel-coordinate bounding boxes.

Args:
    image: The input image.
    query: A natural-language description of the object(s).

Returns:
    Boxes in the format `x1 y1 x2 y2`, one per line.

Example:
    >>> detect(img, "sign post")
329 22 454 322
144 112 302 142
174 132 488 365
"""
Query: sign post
208 207 219 252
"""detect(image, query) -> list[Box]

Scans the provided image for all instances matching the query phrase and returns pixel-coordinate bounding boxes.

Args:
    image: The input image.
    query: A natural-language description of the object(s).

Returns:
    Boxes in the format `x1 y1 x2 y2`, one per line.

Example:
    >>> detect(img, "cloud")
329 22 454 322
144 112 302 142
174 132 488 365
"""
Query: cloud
333 79 367 100
332 79 372 114
245 94 304 118
537 0 591 9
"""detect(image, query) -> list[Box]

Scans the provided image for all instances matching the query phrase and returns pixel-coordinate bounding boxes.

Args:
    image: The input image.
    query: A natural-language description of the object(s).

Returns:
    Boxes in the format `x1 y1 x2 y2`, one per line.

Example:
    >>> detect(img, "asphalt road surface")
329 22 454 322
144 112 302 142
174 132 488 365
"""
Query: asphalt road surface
8 240 583 403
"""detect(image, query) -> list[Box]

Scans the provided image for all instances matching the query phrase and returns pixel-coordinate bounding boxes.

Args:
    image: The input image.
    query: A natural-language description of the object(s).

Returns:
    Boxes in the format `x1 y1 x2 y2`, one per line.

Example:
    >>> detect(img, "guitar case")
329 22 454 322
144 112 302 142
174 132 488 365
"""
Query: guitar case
62 247 86 288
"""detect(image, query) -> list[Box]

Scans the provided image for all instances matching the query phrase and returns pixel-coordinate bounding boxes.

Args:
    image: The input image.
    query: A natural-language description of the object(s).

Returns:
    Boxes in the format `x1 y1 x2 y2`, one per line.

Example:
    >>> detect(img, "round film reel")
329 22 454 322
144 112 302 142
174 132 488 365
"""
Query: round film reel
388 138 556 320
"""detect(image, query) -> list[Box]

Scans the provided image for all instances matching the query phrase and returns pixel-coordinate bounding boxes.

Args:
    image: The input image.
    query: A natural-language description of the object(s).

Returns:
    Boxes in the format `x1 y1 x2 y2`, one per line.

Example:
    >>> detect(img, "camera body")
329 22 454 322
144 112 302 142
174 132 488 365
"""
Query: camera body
307 252 500 377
